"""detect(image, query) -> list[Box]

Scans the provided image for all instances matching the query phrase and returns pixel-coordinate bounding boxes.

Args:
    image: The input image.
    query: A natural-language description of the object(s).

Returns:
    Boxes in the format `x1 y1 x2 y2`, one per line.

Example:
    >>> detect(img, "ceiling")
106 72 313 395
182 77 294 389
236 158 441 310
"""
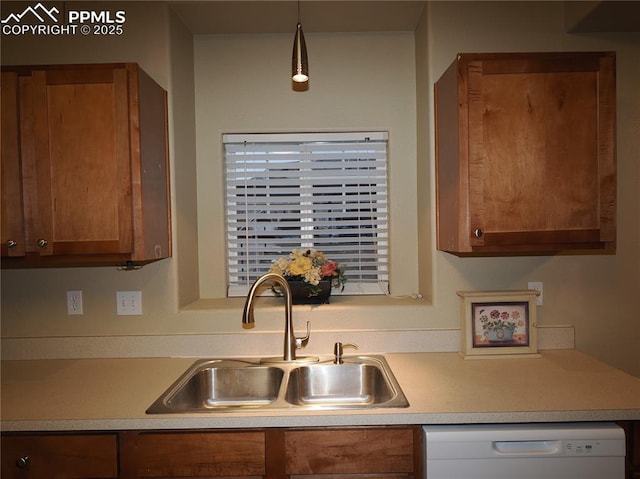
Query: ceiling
168 1 427 34
564 1 640 33
169 1 639 35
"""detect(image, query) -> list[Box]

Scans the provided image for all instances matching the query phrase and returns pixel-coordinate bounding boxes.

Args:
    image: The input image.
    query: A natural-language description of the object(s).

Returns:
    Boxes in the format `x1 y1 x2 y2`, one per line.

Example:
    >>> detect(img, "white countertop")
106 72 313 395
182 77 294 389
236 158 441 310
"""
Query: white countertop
1 350 638 431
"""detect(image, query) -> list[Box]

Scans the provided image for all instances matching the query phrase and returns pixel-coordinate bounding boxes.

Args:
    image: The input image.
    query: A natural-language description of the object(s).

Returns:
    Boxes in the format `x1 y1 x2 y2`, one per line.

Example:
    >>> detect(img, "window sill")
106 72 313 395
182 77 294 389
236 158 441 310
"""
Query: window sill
182 293 431 313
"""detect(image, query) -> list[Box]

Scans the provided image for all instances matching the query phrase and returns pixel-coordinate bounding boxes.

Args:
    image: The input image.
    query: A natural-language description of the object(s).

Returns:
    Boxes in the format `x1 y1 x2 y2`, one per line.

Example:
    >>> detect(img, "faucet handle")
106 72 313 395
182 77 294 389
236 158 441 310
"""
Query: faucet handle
294 321 312 349
333 342 358 364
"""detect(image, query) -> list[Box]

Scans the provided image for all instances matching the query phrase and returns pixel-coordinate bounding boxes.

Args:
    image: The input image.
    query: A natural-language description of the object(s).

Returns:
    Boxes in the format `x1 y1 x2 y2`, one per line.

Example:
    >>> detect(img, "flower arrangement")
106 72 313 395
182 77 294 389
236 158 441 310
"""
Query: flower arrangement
269 248 346 296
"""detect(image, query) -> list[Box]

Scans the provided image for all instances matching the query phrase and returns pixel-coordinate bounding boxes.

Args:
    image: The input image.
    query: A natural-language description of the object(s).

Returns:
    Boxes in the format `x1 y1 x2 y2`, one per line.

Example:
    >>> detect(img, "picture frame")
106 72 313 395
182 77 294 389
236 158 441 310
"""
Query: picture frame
457 290 541 359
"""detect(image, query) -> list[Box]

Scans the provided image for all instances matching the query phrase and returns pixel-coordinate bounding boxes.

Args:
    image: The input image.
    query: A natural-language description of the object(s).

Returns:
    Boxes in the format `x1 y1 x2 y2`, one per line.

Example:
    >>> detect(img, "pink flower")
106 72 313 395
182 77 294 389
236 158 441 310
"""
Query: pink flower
320 261 338 278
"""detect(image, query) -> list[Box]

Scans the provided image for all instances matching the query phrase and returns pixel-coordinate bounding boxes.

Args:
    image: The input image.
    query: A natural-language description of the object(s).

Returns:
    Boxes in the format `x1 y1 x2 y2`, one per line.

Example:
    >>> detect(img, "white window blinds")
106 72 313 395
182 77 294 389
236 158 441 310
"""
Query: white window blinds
224 131 389 296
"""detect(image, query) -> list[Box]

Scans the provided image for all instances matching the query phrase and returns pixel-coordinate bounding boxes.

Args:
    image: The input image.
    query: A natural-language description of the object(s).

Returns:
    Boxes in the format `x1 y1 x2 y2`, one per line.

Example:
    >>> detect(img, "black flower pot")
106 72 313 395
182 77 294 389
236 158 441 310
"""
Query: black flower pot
287 279 332 304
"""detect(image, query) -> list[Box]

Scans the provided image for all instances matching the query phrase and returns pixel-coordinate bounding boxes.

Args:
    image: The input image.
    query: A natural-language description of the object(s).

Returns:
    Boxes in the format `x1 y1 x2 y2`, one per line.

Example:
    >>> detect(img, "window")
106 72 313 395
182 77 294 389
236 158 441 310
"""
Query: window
224 131 389 296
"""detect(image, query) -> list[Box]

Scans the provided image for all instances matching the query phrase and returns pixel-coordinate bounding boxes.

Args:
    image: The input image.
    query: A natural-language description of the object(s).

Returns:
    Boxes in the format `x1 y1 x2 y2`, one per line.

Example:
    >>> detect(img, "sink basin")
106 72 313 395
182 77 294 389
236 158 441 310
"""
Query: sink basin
147 355 408 414
285 363 397 407
146 359 284 413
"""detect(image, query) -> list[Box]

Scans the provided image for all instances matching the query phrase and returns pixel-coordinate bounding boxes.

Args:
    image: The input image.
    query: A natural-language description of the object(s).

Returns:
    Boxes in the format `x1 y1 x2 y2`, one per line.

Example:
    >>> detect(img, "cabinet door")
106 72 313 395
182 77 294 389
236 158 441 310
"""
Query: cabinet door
1 71 26 258
119 430 266 478
0 433 118 479
284 427 417 478
436 52 616 255
24 67 133 257
619 421 640 479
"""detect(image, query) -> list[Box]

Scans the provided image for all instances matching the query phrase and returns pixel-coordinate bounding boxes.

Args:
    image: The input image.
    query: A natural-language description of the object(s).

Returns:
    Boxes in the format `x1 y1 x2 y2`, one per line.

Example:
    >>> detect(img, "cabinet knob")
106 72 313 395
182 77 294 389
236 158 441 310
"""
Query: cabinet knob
37 238 48 248
6 240 17 248
473 228 484 238
16 456 30 469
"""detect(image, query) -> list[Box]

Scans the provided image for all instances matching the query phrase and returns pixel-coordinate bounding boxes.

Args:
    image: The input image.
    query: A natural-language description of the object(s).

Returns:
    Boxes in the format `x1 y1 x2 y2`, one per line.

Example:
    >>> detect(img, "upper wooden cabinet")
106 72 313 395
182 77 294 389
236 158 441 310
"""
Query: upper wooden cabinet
435 52 616 256
0 63 171 268
1 71 26 259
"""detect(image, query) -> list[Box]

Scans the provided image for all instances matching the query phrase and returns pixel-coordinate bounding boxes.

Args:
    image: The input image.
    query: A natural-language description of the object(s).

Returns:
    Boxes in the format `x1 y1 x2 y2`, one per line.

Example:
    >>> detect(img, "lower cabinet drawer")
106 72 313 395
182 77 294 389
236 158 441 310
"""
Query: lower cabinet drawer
285 427 415 476
1 433 118 479
119 430 266 478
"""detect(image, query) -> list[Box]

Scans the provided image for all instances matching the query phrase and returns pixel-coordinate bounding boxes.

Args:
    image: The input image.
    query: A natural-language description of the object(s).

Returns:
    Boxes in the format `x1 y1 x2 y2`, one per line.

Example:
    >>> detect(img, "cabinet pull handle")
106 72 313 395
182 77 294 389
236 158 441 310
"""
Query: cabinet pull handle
37 238 48 248
473 228 484 238
16 456 30 469
6 240 17 248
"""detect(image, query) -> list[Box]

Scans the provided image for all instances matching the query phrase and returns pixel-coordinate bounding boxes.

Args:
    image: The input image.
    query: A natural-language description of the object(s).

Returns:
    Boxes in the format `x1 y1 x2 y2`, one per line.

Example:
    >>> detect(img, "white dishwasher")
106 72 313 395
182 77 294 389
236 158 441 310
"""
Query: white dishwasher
423 422 625 479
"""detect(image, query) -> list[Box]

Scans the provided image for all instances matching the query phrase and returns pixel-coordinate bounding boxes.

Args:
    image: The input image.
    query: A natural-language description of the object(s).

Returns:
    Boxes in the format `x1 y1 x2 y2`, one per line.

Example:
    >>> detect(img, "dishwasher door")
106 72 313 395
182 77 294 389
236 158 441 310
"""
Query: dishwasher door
423 422 625 479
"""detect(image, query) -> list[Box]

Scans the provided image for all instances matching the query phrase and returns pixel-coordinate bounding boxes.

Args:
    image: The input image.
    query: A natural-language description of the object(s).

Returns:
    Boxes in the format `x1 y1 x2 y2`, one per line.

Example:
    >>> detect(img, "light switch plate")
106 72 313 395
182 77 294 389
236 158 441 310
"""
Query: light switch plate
116 291 142 315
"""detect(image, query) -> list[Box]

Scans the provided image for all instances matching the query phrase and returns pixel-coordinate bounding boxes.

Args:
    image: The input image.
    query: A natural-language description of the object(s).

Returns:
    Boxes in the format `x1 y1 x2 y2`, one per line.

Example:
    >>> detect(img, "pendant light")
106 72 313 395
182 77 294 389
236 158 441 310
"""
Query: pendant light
291 1 309 83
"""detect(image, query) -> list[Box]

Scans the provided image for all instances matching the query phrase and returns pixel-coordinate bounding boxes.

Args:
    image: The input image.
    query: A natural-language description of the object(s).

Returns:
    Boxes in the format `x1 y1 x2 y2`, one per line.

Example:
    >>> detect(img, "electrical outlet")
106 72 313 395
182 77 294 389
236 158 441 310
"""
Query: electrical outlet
528 282 543 306
116 291 143 315
67 290 83 315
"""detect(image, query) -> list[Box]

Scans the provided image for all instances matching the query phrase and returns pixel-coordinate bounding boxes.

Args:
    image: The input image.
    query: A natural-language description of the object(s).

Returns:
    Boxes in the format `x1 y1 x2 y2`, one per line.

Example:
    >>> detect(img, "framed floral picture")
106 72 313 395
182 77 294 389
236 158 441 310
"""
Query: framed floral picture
457 290 541 359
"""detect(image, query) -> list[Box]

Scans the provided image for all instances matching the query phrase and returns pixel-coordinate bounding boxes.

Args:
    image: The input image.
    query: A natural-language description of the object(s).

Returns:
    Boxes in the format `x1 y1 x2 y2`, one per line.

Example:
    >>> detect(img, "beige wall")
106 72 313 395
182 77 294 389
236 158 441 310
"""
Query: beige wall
1 2 183 338
425 1 640 376
193 31 419 298
1 2 638 376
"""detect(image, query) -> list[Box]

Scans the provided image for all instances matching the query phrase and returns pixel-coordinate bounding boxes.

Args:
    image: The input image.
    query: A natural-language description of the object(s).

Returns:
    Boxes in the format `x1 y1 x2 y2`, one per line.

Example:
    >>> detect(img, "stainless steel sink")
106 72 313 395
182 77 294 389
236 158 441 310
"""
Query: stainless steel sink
147 359 285 413
147 355 408 414
285 362 397 407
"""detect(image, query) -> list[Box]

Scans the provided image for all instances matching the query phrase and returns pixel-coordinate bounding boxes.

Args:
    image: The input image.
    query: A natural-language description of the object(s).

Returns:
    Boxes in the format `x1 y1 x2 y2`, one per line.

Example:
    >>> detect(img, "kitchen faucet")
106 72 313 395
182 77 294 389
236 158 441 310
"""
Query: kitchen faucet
242 272 311 362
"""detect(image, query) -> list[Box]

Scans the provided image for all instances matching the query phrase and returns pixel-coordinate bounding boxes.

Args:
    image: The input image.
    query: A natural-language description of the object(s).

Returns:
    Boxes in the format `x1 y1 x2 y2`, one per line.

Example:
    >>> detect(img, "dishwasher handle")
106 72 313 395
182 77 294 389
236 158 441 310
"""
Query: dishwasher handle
493 440 562 456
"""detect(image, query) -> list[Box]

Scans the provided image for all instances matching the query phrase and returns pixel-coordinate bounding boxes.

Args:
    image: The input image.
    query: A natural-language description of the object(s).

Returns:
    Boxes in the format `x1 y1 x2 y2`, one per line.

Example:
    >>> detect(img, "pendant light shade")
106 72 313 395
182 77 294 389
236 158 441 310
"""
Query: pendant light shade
291 22 308 83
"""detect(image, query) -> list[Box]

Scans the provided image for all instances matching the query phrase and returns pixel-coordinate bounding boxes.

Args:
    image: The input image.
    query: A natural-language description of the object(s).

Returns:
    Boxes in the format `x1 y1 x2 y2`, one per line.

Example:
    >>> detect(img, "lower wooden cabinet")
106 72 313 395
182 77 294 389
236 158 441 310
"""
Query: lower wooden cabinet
119 430 266 478
283 427 419 478
0 433 118 479
2 427 421 479
619 421 640 479
5 423 640 478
